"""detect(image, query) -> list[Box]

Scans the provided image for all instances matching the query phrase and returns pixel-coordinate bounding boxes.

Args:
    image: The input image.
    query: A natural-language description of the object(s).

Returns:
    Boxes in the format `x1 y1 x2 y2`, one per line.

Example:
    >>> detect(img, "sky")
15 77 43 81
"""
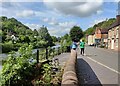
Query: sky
0 0 120 37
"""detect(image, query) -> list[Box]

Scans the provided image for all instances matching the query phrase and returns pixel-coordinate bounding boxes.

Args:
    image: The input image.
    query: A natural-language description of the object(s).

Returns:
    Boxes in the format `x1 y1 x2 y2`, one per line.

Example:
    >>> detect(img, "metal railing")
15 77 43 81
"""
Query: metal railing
34 46 71 64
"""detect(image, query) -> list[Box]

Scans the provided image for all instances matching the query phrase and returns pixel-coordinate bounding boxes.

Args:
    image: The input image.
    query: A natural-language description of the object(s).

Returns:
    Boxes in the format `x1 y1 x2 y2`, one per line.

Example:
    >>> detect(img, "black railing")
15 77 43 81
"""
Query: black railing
34 46 71 64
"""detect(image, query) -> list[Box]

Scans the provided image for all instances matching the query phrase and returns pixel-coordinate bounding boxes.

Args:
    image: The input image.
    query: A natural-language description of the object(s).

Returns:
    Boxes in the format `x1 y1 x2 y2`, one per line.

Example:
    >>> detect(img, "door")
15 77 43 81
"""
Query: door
111 39 114 49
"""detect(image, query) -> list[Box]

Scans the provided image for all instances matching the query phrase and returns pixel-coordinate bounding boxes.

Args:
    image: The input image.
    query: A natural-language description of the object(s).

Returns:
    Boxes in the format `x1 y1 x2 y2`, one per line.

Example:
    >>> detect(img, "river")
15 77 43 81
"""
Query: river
0 45 61 70
0 54 8 70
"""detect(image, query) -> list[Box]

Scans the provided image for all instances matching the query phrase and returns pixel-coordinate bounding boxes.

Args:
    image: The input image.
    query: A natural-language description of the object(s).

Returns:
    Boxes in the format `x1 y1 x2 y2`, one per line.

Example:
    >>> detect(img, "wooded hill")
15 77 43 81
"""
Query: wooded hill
0 16 54 53
0 16 39 43
0 16 34 35
84 18 116 35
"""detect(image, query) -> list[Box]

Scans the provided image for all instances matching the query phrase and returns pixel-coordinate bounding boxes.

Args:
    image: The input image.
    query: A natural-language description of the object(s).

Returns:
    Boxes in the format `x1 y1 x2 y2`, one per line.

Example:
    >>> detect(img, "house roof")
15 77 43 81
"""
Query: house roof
108 22 120 30
108 15 120 30
101 28 108 34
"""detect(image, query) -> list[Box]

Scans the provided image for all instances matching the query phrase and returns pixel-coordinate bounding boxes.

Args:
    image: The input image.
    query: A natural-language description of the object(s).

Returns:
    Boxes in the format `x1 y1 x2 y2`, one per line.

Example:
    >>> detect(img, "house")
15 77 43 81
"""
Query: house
108 15 120 51
101 29 108 47
87 32 95 46
94 27 102 44
94 27 108 47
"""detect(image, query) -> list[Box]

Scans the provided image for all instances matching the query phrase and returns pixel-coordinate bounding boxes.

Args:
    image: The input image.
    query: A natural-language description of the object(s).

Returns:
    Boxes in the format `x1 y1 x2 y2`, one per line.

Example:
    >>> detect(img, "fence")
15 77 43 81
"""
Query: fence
34 46 71 64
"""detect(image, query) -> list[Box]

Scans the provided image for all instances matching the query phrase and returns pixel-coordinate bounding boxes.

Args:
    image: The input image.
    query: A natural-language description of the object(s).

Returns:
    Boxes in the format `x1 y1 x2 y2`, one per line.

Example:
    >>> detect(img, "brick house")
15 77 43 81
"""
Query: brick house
94 27 101 44
108 15 120 51
101 29 108 47
94 27 108 47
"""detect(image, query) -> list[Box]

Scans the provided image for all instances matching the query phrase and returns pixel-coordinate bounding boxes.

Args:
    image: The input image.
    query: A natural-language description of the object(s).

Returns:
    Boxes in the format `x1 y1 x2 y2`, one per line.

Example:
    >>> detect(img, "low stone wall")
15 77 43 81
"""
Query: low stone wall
61 49 78 86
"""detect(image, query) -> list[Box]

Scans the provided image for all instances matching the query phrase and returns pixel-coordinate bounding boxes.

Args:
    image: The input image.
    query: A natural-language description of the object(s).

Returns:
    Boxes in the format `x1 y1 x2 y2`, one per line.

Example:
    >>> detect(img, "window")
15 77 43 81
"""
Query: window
116 29 118 38
112 29 114 38
116 39 118 47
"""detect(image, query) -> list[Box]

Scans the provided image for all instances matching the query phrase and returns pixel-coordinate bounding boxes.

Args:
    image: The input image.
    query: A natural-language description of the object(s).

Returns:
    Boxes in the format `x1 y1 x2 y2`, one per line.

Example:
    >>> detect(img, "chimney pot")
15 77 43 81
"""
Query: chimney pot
116 15 120 24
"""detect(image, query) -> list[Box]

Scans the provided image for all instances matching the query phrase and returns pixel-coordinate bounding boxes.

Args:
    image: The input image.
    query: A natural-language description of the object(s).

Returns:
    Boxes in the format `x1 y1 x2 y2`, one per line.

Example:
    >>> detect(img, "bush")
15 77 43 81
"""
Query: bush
13 43 22 51
1 43 22 53
2 43 14 53
0 44 36 86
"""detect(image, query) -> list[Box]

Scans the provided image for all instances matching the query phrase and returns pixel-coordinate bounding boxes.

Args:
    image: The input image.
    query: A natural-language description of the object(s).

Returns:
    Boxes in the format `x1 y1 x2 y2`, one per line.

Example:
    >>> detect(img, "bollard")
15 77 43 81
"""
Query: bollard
61 49 78 85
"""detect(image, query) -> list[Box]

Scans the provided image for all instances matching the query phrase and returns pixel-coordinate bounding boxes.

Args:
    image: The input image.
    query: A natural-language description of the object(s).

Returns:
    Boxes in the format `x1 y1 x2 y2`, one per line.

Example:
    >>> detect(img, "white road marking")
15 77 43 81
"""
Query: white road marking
85 56 120 75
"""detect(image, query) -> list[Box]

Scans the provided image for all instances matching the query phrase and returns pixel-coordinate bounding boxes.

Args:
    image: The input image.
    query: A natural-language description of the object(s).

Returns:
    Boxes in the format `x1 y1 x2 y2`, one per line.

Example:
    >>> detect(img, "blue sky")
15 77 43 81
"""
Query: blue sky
0 0 119 37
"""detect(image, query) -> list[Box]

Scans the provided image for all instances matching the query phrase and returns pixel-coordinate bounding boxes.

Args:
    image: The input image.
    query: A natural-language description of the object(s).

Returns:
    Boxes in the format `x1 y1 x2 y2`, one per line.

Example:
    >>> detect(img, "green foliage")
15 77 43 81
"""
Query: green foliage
1 16 55 53
0 30 2 36
61 34 72 47
84 27 94 35
1 42 14 53
38 26 54 47
70 26 83 42
33 29 38 36
34 62 62 85
1 16 31 42
0 44 36 86
51 36 58 43
101 18 116 29
84 18 116 35
1 42 22 53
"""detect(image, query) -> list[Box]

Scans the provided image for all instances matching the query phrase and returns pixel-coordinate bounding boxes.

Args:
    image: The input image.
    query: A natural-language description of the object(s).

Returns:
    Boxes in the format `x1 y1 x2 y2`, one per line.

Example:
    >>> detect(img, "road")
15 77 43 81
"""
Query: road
77 46 119 85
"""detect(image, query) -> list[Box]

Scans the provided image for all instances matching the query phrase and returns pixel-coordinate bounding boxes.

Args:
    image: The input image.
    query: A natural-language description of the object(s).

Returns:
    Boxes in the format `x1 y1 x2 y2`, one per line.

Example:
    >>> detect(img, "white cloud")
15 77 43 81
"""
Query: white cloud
43 18 49 22
1 0 43 2
59 21 77 28
42 17 59 25
25 23 41 30
48 21 78 37
1 0 119 2
43 0 103 17
89 18 106 27
114 0 120 2
49 27 69 37
16 10 35 17
97 10 103 15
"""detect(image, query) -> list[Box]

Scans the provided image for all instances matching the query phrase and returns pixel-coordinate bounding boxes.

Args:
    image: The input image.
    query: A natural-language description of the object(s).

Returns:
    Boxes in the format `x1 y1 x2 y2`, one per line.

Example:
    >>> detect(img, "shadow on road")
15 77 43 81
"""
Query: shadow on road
77 57 102 86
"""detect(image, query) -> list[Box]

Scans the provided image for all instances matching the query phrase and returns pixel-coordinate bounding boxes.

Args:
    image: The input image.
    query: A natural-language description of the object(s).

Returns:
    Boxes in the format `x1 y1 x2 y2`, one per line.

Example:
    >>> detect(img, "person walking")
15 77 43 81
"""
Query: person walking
80 40 85 55
71 41 77 50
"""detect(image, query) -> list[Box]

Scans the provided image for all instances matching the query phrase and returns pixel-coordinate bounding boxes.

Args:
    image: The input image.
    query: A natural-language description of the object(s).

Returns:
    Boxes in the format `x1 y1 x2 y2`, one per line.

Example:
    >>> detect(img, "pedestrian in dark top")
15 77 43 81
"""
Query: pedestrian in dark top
80 40 85 55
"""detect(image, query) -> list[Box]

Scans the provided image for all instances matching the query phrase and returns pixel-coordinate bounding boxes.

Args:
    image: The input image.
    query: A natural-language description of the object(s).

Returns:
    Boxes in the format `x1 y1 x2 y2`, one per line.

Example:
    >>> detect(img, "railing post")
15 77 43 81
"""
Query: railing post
58 47 59 55
46 47 48 60
53 48 55 57
37 49 39 63
62 46 63 53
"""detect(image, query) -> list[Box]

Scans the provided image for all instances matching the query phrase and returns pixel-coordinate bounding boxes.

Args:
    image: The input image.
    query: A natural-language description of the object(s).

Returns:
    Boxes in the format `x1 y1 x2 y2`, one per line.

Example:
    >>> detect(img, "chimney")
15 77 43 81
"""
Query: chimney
116 15 120 24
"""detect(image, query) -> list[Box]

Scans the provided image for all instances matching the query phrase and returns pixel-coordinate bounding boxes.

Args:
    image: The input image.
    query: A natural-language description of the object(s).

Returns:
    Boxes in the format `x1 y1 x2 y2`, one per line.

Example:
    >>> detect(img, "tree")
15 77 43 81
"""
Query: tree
51 36 58 43
84 18 116 36
33 29 38 36
26 29 33 36
84 27 94 35
69 26 83 42
61 34 72 46
38 26 53 47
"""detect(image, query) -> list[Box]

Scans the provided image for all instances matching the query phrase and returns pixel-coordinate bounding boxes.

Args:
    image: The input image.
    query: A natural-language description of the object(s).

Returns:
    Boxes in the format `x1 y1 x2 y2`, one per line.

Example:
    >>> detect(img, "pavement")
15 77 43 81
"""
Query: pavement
77 46 119 85
53 53 70 67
